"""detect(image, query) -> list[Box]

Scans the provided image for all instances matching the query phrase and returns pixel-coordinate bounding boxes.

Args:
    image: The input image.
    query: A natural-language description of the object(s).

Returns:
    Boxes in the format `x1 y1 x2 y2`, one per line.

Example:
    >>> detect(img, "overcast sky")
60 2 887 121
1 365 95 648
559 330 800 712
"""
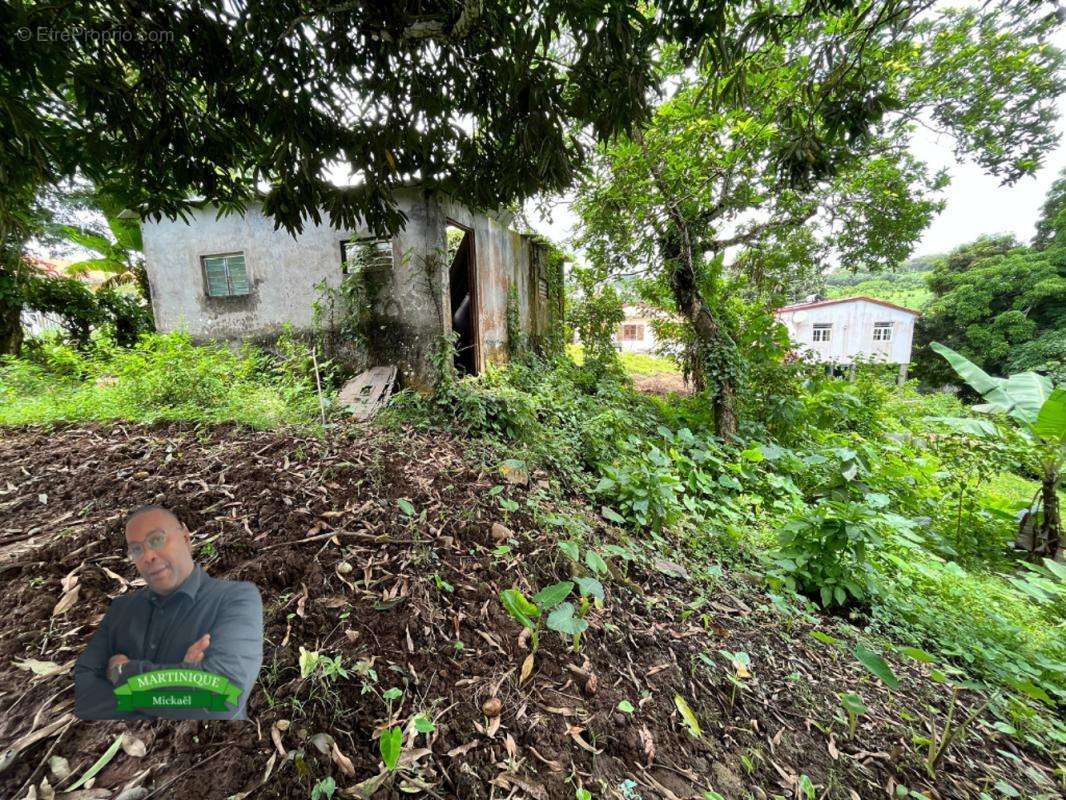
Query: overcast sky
525 24 1066 264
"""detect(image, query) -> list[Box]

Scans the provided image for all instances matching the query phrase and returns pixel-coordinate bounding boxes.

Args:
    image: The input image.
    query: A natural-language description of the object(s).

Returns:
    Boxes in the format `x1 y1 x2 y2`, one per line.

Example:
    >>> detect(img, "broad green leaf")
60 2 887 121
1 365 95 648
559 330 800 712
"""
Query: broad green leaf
500 588 540 630
617 700 635 713
558 541 580 561
853 644 899 689
930 342 1009 406
1033 388 1066 442
413 714 436 733
574 576 605 601
839 692 867 715
546 602 588 636
674 693 702 738
798 774 816 800
397 498 415 516
382 687 402 701
925 416 997 437
585 550 609 575
898 646 937 664
533 581 574 610
1000 371 1052 425
379 727 403 770
601 505 627 524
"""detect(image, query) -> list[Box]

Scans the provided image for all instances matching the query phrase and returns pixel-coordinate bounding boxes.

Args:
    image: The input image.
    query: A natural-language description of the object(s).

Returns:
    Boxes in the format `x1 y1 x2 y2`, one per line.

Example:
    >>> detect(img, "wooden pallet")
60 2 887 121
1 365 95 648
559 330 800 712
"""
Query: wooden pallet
338 365 397 421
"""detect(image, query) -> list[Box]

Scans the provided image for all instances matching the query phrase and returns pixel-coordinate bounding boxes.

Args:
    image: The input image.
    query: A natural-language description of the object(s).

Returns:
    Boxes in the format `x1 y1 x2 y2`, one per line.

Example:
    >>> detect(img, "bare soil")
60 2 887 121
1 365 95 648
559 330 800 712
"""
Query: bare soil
0 423 1060 800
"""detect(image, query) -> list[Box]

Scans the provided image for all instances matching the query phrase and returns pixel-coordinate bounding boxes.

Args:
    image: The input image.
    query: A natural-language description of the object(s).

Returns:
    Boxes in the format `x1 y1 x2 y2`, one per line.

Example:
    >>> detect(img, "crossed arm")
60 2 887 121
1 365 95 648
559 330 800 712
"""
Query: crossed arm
74 585 264 720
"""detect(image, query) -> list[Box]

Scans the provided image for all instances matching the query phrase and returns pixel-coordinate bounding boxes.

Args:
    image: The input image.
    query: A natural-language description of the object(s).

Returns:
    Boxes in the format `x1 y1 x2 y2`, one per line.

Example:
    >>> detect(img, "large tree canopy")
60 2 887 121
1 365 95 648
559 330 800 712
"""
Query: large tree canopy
1 0 892 239
574 0 1063 436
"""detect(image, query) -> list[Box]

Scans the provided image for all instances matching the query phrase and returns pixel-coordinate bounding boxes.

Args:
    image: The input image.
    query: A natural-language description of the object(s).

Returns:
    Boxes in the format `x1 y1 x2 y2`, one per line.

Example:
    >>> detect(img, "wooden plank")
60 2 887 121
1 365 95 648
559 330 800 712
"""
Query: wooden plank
338 365 397 421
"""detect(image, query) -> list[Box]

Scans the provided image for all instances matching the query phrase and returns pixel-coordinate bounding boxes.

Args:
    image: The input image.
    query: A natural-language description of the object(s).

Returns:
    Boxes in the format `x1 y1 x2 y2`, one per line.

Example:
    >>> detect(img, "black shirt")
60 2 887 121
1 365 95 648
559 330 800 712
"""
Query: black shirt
73 564 263 720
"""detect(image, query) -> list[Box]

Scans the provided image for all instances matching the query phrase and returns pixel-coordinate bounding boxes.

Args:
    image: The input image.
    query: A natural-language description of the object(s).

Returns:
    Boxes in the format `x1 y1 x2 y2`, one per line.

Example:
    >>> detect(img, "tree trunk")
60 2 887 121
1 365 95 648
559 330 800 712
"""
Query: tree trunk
1040 472 1061 559
661 231 738 439
0 296 23 356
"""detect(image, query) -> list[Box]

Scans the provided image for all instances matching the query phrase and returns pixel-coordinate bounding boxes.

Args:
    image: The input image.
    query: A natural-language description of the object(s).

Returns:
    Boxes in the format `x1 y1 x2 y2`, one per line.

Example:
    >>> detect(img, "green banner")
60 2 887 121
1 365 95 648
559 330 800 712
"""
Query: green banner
114 668 242 712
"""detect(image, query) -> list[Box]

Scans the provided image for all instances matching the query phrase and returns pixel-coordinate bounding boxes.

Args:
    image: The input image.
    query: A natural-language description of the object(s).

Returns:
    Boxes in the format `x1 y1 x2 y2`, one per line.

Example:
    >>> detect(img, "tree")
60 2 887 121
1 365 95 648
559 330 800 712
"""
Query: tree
932 342 1065 560
0 0 899 354
575 1 1063 437
913 185 1066 387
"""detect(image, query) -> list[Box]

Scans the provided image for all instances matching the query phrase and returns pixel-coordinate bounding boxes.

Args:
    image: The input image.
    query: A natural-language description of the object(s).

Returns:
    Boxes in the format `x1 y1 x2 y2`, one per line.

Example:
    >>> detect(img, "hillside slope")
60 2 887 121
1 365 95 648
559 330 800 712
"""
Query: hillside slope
0 424 1060 800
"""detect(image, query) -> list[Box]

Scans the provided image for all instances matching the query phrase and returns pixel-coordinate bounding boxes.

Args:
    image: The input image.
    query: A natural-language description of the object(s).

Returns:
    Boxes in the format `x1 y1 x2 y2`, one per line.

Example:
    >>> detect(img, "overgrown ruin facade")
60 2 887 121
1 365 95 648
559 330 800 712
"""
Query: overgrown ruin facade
139 188 563 387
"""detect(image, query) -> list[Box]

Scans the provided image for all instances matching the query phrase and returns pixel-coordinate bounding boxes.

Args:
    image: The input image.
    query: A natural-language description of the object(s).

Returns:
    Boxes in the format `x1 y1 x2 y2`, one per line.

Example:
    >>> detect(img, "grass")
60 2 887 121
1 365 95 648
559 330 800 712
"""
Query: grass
0 332 328 430
566 343 680 376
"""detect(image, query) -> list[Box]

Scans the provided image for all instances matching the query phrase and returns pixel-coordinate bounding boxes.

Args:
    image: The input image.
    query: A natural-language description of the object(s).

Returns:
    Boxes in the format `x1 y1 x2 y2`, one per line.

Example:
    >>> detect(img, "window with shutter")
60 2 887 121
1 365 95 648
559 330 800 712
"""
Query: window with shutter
201 253 250 297
341 238 393 275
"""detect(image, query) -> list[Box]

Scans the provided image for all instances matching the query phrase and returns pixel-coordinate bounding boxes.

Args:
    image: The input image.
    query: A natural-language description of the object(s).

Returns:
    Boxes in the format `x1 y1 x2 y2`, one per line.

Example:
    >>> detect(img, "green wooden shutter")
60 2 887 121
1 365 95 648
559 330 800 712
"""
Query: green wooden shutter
202 254 249 297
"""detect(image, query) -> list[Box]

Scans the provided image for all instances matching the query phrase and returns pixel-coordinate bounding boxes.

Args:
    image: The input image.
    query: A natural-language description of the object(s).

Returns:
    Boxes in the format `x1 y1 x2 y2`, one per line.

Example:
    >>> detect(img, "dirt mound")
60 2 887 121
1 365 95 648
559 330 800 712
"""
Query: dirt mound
0 423 1059 800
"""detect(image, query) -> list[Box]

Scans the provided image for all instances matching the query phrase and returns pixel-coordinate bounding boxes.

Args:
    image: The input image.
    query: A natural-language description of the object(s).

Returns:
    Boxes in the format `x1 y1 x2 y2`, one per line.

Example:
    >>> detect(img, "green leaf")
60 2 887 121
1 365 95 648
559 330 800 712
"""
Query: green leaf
576 790 593 800
617 700 635 713
798 774 816 800
413 714 436 733
925 416 998 437
397 498 415 516
674 693 702 738
584 549 609 576
809 630 840 647
558 541 580 561
311 776 337 800
1033 388 1066 442
898 646 936 664
839 692 867 715
533 581 574 610
379 726 403 771
930 342 1007 403
382 687 403 701
500 588 540 630
601 505 627 524
853 644 899 689
546 602 588 636
66 734 124 791
574 576 605 601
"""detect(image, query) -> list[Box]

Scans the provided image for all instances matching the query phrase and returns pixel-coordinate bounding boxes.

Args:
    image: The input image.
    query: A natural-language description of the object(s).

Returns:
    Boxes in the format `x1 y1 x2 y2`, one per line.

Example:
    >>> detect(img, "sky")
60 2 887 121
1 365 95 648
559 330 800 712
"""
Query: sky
524 23 1066 264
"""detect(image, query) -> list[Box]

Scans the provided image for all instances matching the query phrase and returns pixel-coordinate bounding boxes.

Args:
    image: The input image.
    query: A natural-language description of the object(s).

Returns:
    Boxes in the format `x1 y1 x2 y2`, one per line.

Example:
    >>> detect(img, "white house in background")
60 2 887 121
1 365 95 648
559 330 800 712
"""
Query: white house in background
613 305 667 354
774 296 919 382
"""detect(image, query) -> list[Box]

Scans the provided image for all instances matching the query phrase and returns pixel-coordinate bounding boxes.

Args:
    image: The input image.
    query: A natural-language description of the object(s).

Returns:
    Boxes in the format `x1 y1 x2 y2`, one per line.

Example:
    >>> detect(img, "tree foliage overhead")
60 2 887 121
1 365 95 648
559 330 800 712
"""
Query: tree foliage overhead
574 0 1063 436
1 0 880 239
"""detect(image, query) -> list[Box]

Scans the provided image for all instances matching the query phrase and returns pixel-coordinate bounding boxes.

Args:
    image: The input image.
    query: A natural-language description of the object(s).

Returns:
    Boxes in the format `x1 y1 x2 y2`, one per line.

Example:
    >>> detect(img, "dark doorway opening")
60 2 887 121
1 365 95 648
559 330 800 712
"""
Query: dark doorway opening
447 223 478 376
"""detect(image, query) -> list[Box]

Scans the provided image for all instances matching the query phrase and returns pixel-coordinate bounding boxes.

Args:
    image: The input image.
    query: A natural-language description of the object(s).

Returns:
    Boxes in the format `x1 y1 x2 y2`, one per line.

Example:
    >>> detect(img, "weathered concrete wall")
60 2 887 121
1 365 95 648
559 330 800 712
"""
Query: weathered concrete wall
140 189 547 386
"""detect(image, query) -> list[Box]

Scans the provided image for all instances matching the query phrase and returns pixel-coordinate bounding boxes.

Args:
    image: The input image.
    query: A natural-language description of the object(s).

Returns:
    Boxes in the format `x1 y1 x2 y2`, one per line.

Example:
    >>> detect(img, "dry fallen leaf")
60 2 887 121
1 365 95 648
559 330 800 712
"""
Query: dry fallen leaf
640 725 656 767
519 653 535 684
120 733 147 758
330 741 356 777
52 585 80 617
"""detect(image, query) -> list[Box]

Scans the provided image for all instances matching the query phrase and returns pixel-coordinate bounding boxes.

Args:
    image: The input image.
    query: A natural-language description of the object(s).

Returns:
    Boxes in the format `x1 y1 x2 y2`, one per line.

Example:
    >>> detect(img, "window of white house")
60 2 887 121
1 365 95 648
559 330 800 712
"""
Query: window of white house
812 323 832 342
341 237 393 275
620 323 645 342
873 322 893 341
201 253 250 297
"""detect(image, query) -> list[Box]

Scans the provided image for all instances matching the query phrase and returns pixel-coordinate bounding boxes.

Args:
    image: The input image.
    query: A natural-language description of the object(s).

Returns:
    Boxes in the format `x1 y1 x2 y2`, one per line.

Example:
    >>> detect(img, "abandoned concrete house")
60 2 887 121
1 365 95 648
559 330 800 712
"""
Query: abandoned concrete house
138 188 562 387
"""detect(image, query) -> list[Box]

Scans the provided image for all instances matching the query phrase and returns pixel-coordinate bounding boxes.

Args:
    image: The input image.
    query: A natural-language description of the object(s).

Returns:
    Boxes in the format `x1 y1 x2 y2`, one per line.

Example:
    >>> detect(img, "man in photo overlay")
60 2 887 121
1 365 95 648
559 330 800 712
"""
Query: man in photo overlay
74 504 264 720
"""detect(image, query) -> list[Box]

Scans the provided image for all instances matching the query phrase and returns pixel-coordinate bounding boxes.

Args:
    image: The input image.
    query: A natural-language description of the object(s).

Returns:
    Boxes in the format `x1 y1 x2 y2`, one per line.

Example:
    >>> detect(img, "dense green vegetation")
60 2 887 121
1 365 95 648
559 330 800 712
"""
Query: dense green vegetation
823 257 936 311
0 331 325 429
382 350 1065 752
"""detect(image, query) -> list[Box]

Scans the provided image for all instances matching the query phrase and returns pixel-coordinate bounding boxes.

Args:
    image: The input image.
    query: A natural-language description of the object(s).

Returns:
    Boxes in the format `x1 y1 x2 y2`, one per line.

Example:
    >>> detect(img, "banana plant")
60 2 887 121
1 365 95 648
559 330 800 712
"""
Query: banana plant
50 194 149 299
931 342 1065 558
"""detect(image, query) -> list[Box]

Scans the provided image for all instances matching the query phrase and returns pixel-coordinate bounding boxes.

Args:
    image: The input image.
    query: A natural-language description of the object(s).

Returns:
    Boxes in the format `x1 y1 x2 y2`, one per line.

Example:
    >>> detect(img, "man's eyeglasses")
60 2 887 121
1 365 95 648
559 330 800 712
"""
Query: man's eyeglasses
127 530 169 561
